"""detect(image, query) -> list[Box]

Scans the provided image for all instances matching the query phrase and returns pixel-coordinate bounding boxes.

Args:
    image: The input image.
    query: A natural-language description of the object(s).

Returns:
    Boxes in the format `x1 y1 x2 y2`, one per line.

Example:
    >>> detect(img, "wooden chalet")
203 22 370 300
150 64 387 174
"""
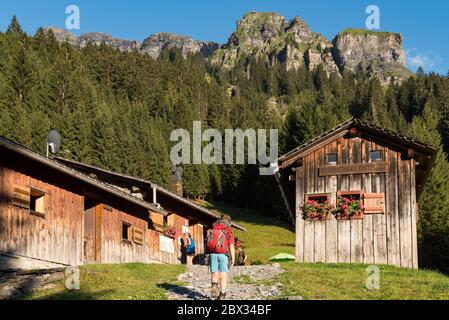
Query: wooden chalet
53 157 245 264
277 119 437 268
0 135 244 268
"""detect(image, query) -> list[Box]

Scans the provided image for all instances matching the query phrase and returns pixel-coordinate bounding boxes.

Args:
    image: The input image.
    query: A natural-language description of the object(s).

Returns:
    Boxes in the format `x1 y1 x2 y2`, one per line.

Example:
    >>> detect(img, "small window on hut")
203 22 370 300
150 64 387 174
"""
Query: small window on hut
30 188 46 218
122 222 132 242
326 153 337 164
305 193 331 204
370 150 382 161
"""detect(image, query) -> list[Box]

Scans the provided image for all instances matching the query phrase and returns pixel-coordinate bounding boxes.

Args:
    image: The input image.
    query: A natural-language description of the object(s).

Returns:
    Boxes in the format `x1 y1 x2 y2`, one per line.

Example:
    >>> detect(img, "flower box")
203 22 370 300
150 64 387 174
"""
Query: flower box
163 225 178 239
335 212 364 220
302 193 334 221
333 192 365 220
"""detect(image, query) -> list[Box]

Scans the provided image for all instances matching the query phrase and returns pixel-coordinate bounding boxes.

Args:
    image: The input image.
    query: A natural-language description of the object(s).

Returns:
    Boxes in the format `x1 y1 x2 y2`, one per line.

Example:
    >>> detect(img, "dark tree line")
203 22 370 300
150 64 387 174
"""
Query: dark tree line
1 17 449 272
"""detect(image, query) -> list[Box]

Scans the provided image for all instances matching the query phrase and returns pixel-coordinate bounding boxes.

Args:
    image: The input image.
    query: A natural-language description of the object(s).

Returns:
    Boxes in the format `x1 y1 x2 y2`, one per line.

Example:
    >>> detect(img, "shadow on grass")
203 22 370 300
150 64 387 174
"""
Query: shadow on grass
20 289 115 300
158 283 210 300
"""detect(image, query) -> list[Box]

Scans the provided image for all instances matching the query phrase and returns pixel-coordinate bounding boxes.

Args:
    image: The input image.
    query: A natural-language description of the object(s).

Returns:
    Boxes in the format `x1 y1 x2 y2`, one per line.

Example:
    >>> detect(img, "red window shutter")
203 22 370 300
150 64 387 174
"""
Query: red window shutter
363 193 385 214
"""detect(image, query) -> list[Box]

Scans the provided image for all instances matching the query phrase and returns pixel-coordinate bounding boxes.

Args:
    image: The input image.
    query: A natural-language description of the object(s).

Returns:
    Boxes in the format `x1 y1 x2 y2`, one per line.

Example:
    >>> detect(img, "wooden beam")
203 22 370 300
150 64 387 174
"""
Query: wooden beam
275 172 295 226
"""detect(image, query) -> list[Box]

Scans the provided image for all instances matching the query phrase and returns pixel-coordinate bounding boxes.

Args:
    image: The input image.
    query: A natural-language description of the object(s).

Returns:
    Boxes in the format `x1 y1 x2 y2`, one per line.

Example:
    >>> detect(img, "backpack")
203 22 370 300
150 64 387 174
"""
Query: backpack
187 237 195 253
206 221 232 254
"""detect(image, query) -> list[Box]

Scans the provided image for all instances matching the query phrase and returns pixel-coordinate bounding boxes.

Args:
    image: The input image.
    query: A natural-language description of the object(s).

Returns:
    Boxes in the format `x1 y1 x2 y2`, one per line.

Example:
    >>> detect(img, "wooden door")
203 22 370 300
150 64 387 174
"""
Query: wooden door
84 203 102 263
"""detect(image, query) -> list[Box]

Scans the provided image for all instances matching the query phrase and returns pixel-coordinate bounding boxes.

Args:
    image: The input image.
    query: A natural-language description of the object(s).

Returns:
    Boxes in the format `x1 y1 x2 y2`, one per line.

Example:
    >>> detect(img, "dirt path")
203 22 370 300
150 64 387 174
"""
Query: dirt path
166 263 285 300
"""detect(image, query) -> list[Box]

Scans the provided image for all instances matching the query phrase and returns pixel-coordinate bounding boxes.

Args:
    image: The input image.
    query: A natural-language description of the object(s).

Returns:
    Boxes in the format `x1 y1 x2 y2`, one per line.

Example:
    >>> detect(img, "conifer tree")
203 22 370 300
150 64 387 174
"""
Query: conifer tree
407 99 449 272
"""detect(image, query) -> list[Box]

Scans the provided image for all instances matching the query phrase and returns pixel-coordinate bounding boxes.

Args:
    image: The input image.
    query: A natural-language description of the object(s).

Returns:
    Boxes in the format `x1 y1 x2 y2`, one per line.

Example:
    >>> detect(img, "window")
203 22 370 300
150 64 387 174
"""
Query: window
305 193 331 203
370 150 382 161
12 185 47 218
337 190 362 200
30 188 46 215
326 153 337 164
122 222 132 241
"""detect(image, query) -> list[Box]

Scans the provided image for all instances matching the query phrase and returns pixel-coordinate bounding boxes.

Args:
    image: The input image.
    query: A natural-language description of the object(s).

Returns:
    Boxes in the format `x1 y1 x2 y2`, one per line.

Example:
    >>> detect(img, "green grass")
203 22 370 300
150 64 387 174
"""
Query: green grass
232 275 255 285
276 262 449 300
200 201 296 265
22 202 449 300
24 263 185 300
338 28 400 38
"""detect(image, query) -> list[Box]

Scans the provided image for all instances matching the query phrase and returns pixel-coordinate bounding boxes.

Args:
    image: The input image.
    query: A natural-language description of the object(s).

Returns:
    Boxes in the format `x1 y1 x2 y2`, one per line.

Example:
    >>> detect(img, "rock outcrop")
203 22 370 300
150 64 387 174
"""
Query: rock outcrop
211 12 339 76
332 29 412 84
210 12 412 82
42 27 218 58
140 32 219 59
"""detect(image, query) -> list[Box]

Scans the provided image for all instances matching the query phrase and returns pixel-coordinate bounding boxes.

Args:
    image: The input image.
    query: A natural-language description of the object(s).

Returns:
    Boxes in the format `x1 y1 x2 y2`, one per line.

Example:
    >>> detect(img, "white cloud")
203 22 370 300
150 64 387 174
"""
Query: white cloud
406 48 442 72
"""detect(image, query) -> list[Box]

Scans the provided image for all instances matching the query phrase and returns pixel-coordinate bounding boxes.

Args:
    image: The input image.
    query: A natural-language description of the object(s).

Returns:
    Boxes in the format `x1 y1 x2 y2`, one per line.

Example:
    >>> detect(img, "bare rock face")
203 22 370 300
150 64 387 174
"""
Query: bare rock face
211 12 412 82
211 12 339 76
332 29 412 84
42 27 218 58
78 32 141 52
141 32 218 59
43 27 141 52
42 26 78 45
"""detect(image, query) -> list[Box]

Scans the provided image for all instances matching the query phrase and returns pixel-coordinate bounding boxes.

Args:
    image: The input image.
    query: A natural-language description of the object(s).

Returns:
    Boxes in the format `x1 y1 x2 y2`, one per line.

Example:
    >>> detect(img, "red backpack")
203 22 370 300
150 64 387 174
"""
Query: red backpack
206 221 232 254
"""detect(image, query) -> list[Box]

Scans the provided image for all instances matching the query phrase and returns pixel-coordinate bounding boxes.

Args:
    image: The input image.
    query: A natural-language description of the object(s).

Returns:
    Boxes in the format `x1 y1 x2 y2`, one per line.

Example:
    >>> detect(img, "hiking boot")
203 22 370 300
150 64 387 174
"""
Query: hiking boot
217 291 227 300
211 283 220 299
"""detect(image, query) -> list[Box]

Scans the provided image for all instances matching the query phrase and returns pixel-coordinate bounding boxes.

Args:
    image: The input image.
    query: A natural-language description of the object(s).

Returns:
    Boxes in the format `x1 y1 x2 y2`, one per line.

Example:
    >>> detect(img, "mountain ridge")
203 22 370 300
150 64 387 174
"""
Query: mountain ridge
43 11 413 83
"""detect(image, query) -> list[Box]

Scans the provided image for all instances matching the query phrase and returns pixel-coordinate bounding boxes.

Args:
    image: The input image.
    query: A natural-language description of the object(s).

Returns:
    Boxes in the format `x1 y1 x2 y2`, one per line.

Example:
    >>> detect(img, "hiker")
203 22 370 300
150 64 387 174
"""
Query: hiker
206 214 235 300
184 232 195 266
235 238 248 266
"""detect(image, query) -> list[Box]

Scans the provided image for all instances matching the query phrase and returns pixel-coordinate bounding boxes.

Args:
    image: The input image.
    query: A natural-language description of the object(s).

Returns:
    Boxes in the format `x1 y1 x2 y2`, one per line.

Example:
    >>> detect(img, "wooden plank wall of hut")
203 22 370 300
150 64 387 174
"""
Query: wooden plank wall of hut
295 136 418 268
0 163 84 266
101 206 150 264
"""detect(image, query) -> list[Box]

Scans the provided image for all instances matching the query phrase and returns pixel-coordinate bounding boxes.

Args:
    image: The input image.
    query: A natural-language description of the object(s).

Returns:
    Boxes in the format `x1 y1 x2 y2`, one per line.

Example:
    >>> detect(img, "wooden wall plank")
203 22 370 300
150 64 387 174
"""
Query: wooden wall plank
386 148 400 266
337 137 351 262
410 160 418 269
399 158 413 268
295 163 305 262
362 139 374 264
371 142 388 264
314 149 326 262
303 154 314 262
325 141 338 263
350 137 363 263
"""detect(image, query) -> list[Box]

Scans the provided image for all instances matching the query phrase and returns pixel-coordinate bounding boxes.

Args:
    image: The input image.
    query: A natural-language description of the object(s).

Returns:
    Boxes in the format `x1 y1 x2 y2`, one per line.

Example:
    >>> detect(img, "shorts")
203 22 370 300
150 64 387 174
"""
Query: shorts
209 253 229 273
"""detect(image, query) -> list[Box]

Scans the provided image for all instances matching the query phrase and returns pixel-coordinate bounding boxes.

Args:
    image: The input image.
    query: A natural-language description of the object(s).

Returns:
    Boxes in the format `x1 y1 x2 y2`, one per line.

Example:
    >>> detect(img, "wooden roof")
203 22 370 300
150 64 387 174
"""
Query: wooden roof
54 157 246 231
0 135 166 215
278 118 437 197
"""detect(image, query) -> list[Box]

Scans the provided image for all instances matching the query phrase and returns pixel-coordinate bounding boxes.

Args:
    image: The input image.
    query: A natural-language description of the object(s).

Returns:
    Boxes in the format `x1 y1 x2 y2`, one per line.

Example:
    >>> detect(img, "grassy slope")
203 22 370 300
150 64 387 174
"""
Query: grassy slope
200 201 296 265
278 263 449 300
25 202 449 300
25 263 184 300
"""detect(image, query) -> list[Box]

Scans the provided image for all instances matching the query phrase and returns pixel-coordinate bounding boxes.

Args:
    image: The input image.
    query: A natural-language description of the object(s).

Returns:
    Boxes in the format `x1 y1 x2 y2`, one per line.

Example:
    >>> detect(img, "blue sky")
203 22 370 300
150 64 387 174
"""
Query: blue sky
0 0 447 74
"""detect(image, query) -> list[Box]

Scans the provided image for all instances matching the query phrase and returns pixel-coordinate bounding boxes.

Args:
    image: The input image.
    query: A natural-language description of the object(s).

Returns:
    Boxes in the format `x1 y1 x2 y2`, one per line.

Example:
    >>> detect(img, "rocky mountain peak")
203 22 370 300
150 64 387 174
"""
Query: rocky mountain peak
332 29 410 83
141 32 218 59
211 13 412 83
211 12 339 75
42 27 218 58
287 16 314 41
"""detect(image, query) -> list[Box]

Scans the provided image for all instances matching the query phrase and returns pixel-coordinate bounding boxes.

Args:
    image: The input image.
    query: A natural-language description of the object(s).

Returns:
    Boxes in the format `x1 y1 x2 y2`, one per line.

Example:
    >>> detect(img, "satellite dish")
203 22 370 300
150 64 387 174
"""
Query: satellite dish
46 129 61 156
